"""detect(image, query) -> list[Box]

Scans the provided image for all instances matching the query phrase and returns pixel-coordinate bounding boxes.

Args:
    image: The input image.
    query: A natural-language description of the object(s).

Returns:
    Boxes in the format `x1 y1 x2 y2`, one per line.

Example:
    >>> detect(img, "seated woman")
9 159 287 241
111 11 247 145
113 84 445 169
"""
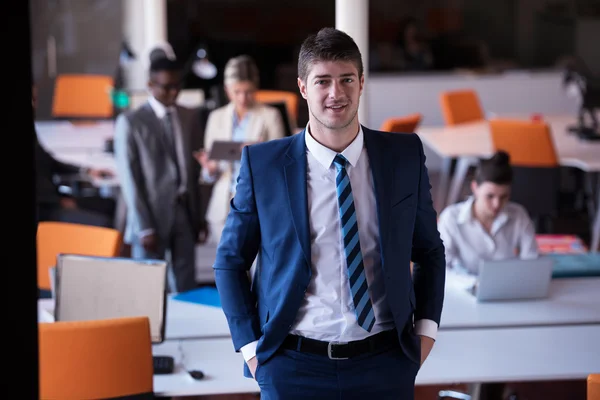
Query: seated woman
196 55 286 243
438 151 539 275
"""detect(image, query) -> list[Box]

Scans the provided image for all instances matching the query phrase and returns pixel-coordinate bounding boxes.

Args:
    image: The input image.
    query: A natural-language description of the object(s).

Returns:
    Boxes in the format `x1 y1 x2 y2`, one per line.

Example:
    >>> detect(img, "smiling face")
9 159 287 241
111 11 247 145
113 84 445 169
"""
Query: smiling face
298 60 363 137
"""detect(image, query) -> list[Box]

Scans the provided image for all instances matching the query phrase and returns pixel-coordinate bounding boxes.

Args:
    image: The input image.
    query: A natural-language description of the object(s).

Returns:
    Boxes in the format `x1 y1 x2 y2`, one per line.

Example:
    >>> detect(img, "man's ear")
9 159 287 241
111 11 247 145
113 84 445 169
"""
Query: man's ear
298 77 308 100
359 74 364 96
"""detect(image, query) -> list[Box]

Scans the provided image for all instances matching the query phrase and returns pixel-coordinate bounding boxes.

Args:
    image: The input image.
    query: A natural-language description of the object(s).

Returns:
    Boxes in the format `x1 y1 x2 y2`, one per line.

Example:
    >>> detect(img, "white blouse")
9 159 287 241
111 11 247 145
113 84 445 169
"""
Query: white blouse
437 197 539 275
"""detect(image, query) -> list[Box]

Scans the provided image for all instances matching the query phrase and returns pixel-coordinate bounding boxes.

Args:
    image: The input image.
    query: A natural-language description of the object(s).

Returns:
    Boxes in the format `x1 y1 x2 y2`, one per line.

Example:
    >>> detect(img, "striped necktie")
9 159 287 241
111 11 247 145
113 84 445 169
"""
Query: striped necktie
333 154 376 332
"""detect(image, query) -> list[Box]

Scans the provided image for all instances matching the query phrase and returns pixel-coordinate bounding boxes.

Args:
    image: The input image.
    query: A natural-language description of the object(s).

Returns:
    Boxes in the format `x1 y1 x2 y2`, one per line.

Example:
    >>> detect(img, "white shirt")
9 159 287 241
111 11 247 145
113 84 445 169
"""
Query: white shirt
437 196 539 275
240 125 437 362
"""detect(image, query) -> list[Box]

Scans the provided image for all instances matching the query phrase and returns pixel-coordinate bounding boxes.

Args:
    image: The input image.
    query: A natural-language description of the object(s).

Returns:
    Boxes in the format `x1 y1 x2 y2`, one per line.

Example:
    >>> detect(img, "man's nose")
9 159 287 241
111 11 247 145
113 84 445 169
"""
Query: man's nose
329 82 343 100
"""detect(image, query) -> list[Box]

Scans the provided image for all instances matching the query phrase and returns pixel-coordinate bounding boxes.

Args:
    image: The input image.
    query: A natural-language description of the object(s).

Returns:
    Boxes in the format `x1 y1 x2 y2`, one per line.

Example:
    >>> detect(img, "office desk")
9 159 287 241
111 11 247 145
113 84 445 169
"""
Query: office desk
440 274 600 329
152 324 600 397
35 120 115 151
416 114 600 252
38 296 231 340
38 274 600 338
35 121 119 192
417 115 600 173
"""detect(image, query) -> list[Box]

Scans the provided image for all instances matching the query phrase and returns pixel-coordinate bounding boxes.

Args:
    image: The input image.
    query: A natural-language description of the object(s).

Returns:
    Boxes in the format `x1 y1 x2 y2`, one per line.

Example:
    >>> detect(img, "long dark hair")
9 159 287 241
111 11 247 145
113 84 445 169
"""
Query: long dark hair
474 151 513 185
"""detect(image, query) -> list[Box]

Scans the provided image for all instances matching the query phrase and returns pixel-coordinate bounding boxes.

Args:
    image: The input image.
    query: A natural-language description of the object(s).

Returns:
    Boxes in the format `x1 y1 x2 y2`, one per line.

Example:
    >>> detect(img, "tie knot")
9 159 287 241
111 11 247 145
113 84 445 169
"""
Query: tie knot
333 154 348 169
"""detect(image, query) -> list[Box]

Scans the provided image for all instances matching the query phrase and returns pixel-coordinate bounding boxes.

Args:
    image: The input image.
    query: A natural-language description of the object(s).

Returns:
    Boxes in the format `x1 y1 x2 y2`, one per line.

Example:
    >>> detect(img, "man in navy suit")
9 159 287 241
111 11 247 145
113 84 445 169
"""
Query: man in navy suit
214 27 445 399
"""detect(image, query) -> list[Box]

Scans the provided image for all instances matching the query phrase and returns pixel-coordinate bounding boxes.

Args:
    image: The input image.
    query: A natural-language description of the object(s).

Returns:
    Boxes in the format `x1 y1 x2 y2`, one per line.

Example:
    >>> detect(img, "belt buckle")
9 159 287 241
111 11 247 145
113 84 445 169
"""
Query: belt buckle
327 341 348 360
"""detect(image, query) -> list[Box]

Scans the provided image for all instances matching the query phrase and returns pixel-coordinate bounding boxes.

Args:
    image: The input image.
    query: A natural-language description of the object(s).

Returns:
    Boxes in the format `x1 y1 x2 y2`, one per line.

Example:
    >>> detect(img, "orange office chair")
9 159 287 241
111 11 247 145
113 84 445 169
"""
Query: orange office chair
489 119 558 167
439 89 485 126
489 118 560 232
438 90 486 206
39 317 154 399
37 221 122 290
379 113 423 133
255 89 299 127
52 74 114 119
589 374 600 400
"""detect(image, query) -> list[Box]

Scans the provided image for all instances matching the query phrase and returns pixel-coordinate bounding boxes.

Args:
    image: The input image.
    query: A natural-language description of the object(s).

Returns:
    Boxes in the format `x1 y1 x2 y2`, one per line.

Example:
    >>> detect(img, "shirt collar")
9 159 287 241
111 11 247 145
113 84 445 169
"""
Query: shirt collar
457 196 475 224
457 196 510 232
148 95 175 119
304 123 364 170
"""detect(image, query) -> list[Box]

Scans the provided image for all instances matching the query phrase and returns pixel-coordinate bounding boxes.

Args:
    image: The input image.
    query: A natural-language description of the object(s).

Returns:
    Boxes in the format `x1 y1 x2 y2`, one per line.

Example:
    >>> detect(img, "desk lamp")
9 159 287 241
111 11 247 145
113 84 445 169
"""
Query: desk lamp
563 67 600 141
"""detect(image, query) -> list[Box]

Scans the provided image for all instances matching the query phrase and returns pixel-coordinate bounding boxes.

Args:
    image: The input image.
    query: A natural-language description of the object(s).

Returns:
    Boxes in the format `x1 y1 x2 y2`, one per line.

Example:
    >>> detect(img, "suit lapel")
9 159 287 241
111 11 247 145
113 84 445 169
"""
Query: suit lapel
140 103 170 149
363 126 391 269
284 131 311 267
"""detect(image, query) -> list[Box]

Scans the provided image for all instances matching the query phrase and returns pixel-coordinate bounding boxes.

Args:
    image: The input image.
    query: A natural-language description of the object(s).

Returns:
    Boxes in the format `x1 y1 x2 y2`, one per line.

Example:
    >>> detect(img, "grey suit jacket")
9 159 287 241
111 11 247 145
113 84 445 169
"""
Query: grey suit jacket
114 102 202 244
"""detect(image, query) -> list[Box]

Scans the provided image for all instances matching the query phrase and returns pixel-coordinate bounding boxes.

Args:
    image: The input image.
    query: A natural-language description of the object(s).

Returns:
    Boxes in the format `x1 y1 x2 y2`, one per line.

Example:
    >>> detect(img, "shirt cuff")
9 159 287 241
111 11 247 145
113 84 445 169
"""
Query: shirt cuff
138 229 155 238
240 340 259 362
415 319 438 341
200 167 217 184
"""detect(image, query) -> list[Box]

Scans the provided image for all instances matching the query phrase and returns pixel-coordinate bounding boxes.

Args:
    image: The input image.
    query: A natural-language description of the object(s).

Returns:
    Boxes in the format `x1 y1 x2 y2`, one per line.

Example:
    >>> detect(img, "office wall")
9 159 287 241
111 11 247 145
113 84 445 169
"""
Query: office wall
366 70 580 170
30 0 123 120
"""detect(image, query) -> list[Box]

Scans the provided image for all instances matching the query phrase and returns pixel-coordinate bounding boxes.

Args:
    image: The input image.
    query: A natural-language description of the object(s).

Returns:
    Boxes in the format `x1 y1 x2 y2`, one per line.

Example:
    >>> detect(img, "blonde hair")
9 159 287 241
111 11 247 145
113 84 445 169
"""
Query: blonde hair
224 55 260 88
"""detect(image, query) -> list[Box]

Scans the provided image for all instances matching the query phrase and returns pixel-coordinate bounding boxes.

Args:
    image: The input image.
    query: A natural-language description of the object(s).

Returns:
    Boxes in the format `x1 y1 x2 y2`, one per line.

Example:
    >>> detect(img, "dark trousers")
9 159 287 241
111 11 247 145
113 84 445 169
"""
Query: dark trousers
131 202 197 293
255 341 419 400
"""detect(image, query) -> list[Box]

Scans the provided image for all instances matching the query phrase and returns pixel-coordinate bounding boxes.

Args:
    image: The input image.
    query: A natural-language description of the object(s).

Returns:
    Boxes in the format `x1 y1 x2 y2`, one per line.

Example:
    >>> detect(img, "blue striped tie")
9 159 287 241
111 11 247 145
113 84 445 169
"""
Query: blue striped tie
333 154 376 332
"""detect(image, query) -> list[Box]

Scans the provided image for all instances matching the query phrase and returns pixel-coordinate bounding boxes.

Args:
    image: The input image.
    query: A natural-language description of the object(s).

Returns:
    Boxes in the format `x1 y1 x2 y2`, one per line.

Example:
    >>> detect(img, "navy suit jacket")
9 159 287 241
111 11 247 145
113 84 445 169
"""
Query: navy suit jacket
214 126 445 377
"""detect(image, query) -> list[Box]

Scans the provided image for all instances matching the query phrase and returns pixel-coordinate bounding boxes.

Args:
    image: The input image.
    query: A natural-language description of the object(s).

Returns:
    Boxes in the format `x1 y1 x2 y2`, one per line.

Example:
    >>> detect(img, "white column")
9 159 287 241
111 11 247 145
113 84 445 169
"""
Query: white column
144 0 168 51
122 0 146 91
122 0 168 91
336 0 369 126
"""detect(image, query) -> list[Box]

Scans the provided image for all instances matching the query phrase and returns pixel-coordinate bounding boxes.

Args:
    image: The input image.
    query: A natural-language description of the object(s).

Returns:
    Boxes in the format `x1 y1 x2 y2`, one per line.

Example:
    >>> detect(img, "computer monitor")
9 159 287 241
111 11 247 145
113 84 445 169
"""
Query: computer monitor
54 254 168 343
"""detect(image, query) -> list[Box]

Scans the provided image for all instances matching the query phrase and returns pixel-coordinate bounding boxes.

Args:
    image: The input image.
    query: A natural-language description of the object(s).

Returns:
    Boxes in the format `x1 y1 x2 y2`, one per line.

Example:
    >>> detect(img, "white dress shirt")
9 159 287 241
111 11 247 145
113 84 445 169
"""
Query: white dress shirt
437 196 539 275
139 97 188 238
240 125 437 362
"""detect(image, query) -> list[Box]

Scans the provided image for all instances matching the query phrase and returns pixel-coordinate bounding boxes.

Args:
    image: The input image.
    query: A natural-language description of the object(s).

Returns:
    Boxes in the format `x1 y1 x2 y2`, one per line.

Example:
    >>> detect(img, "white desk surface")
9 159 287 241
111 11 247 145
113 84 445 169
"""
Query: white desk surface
152 324 600 397
440 274 600 329
38 275 600 338
417 114 600 172
35 120 115 151
38 296 231 340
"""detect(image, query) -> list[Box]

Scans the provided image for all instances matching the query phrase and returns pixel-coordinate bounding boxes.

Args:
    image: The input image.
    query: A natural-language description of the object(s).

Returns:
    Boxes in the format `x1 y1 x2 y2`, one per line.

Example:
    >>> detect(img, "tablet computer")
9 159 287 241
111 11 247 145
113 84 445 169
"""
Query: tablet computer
209 140 243 161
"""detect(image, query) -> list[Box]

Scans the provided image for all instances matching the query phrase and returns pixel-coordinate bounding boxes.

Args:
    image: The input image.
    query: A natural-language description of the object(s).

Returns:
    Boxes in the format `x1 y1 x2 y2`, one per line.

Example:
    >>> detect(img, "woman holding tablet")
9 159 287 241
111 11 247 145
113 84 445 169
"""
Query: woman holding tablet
195 55 286 243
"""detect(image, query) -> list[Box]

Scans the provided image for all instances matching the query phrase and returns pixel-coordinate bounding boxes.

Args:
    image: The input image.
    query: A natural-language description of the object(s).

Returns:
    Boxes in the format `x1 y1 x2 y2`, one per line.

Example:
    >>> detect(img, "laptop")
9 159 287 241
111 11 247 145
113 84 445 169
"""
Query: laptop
469 256 555 302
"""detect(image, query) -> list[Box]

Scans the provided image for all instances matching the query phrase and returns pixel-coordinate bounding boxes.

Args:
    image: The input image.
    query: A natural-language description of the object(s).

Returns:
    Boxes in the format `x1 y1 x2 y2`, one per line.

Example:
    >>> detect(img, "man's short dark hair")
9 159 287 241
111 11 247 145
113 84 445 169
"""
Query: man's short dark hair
474 151 513 185
298 27 363 82
149 57 181 74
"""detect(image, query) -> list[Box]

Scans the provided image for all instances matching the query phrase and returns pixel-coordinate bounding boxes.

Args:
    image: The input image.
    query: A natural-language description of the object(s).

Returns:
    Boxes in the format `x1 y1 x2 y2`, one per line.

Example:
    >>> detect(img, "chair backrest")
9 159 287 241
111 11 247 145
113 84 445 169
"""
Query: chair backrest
37 222 122 290
255 89 299 127
439 89 485 126
489 119 558 167
490 119 560 229
590 374 600 400
39 317 153 399
52 74 114 119
379 113 423 133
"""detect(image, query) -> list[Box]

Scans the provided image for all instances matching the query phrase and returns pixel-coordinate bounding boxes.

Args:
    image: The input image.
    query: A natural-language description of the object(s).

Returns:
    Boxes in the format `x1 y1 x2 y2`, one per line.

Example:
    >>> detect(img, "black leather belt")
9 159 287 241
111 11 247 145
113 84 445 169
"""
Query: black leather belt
282 329 398 360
